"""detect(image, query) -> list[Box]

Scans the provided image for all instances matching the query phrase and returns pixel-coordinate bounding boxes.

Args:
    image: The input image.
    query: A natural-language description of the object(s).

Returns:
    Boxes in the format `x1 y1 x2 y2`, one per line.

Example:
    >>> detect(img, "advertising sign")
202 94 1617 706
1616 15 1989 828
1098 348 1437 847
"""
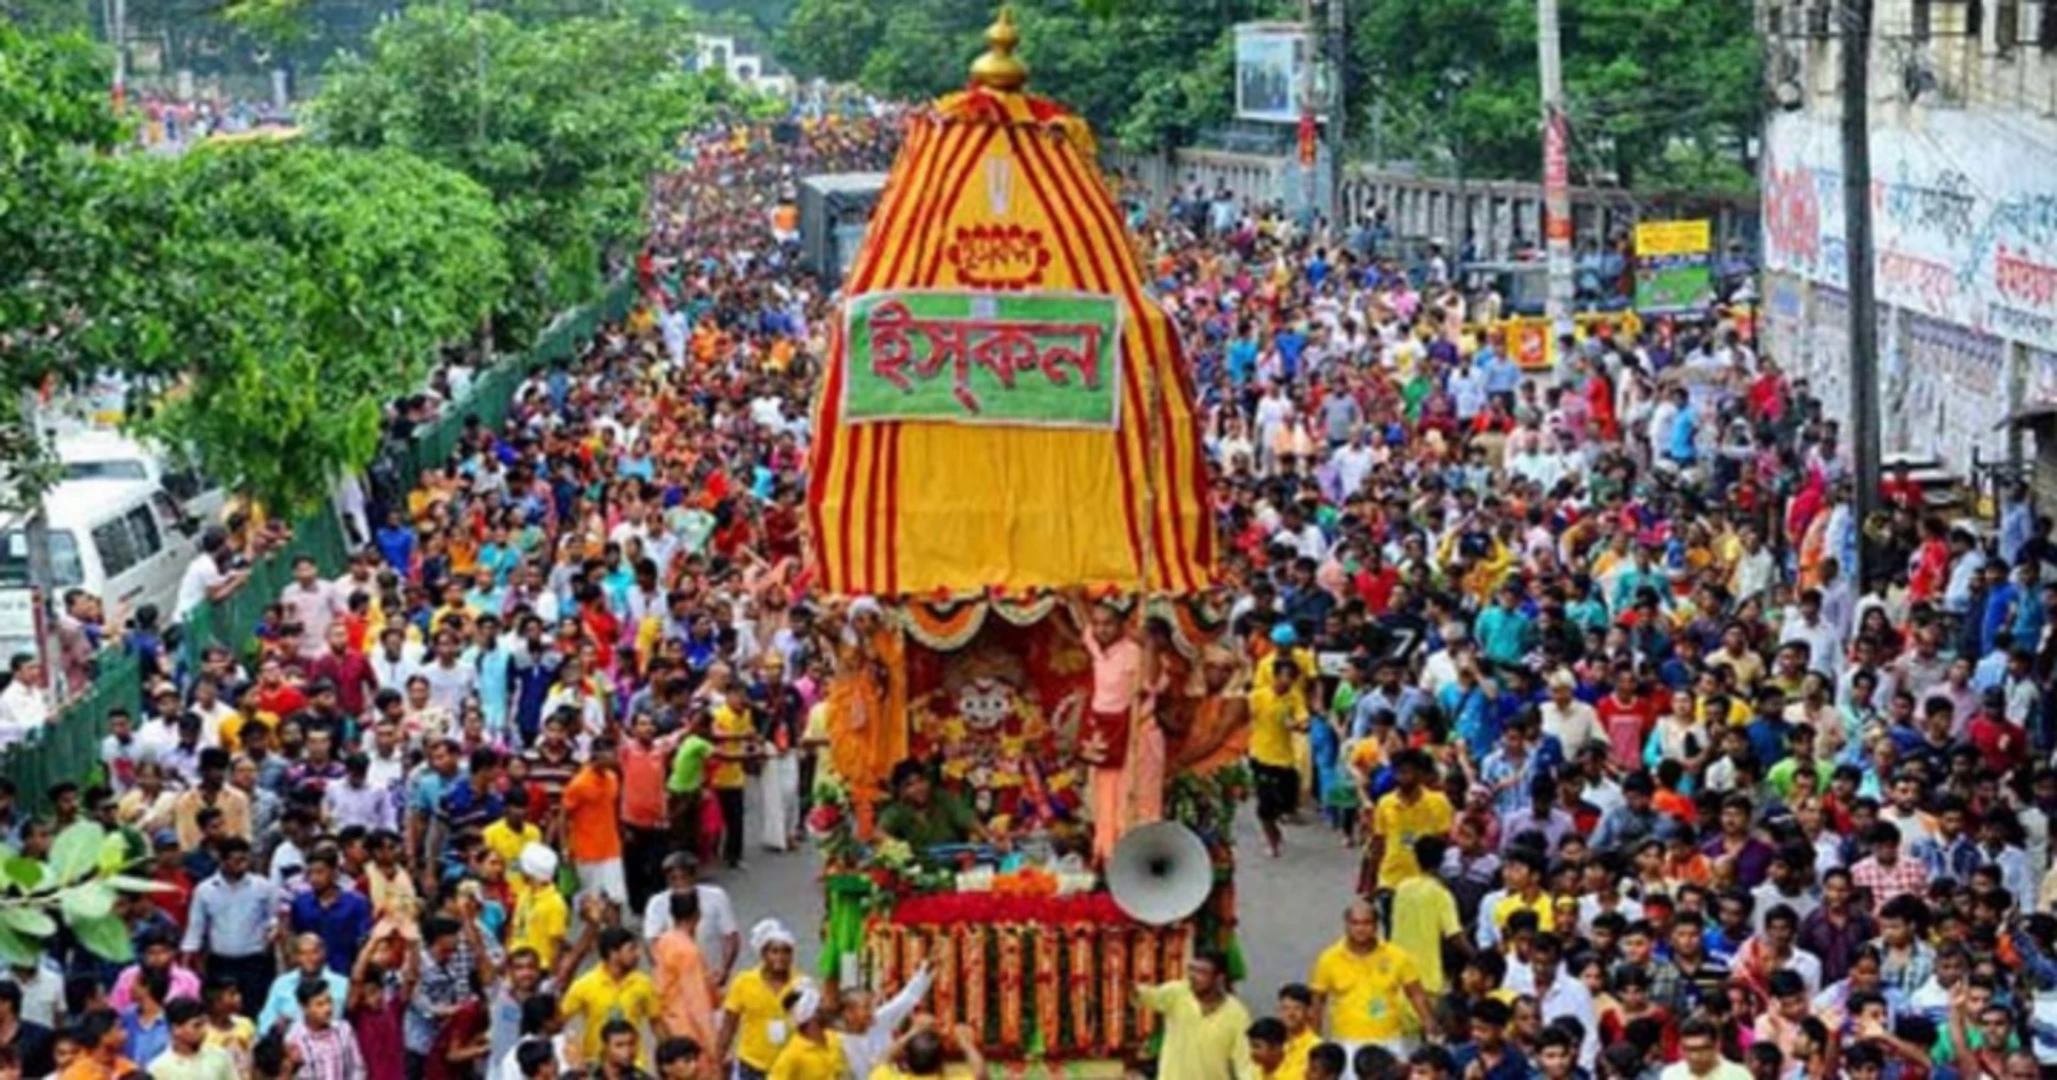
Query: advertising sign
1634 219 1714 313
1234 23 1322 124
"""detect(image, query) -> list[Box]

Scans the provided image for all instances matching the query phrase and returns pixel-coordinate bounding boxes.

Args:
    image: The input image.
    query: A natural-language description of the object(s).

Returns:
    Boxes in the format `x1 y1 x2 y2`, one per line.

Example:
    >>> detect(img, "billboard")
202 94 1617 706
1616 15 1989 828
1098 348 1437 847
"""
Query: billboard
1234 23 1324 124
1633 219 1714 313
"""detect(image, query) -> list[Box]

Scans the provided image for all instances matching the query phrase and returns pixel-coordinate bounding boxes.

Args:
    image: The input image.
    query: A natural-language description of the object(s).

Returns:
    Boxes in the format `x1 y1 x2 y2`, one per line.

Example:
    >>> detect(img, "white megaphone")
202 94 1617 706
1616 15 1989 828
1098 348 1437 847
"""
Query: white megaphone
1106 822 1213 926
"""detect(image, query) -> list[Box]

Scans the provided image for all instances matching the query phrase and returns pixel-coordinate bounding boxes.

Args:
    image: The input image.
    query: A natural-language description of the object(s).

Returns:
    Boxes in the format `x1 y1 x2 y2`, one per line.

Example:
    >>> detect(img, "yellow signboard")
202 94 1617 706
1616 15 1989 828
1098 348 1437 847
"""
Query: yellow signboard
1634 219 1712 257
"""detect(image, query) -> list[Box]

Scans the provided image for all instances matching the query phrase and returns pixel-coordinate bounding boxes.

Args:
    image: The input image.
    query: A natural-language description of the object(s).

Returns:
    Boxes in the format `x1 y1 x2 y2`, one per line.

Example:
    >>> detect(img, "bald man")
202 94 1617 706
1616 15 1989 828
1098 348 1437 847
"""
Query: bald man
257 934 352 1032
1307 900 1437 1060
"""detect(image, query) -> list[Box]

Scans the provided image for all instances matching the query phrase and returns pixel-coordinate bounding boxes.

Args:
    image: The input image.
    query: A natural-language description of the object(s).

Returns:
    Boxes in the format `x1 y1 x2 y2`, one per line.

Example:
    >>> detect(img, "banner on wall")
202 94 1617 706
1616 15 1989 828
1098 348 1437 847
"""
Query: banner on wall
1233 23 1324 125
1633 220 1714 313
1762 111 2057 354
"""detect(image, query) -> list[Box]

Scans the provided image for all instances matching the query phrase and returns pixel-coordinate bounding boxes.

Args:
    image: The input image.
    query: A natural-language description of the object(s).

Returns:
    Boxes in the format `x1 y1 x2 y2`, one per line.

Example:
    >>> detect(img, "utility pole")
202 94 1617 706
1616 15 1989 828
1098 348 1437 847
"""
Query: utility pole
1298 0 1319 224
109 0 127 109
15 389 65 702
1326 0 1347 227
1843 0 1882 586
1537 0 1573 333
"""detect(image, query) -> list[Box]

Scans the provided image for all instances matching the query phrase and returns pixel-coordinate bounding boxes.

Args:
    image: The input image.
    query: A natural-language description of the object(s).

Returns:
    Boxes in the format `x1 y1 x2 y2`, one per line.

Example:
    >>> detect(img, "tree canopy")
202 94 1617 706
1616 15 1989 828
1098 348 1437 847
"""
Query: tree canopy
314 6 721 334
1 24 508 516
103 142 508 516
779 0 1272 151
777 0 1759 190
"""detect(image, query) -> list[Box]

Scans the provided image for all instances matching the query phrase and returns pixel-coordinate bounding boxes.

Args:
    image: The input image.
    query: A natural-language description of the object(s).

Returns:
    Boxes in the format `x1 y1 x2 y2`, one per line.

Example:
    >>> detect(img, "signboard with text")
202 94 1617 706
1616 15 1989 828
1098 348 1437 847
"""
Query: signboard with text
842 290 1123 429
1634 219 1714 313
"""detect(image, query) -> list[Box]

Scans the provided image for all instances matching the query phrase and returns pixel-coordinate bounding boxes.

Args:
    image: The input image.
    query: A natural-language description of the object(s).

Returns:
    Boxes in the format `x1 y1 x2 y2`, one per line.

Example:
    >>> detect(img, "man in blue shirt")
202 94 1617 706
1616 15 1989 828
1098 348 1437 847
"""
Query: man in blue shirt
286 850 370 975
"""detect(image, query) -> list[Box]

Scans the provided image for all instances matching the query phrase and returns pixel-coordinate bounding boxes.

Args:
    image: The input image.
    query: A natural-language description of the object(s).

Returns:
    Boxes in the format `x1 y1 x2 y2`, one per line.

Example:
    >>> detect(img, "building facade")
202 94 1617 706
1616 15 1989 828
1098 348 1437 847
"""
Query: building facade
1759 0 2057 474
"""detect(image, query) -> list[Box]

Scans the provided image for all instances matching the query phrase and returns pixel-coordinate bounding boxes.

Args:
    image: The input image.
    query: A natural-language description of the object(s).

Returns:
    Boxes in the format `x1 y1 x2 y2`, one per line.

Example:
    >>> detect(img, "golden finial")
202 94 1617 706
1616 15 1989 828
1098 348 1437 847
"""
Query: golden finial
969 6 1028 92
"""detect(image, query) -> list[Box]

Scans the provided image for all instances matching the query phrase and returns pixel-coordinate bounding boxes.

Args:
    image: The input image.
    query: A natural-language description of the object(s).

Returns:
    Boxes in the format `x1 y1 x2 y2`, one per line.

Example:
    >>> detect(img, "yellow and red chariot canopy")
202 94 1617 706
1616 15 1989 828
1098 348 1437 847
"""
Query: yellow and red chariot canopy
806 69 1217 600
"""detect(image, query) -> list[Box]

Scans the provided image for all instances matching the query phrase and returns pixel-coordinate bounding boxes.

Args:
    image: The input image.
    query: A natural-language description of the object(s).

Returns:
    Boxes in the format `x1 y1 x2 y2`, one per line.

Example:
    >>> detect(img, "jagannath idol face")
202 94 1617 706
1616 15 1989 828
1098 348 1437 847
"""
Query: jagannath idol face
957 676 1015 733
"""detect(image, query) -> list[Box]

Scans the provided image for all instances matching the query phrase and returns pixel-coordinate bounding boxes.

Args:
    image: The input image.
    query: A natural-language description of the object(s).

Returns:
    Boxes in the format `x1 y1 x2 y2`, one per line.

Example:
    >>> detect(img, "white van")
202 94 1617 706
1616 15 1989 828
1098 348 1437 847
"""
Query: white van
55 430 226 524
0 480 204 657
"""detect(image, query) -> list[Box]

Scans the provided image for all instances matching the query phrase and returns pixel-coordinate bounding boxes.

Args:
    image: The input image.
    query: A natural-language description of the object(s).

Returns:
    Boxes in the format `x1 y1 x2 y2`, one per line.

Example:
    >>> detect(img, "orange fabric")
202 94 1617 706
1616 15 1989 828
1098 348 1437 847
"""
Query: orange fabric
805 91 1214 598
651 927 718 1049
827 626 908 835
562 766 622 863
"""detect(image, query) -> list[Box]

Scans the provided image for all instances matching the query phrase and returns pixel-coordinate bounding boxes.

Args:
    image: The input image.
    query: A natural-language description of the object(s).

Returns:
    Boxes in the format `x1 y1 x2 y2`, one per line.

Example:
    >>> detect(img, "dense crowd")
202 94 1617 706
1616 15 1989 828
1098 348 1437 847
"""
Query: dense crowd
5 96 2057 1080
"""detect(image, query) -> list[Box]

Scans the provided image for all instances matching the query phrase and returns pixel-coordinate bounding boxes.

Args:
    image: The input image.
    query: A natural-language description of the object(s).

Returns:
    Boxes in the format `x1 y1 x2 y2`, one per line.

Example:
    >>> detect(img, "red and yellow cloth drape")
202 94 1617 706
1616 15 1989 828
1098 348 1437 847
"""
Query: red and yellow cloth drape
807 86 1216 598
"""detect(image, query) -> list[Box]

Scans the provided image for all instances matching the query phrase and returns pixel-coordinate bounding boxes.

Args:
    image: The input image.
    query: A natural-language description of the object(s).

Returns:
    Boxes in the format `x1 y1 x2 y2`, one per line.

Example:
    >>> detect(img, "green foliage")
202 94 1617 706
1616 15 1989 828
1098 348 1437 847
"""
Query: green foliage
93 141 508 516
0 25 125 510
0 823 172 969
314 6 714 334
778 0 1275 150
1353 0 1759 190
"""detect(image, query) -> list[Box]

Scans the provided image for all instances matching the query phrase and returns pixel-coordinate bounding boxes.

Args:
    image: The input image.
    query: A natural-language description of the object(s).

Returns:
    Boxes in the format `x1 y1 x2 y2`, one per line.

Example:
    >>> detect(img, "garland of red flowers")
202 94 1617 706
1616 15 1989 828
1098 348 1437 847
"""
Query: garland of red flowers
887 890 1128 927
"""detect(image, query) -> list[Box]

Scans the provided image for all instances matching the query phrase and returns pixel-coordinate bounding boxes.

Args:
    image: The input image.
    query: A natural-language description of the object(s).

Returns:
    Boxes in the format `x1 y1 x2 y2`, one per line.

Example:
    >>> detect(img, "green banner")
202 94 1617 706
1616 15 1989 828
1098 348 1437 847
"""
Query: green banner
843 290 1123 428
1635 255 1714 313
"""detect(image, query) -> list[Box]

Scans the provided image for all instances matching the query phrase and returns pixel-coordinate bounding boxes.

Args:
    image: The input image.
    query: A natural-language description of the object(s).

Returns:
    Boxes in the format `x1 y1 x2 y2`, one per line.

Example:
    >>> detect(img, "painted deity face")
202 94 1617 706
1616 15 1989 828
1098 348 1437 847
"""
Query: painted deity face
957 676 1014 732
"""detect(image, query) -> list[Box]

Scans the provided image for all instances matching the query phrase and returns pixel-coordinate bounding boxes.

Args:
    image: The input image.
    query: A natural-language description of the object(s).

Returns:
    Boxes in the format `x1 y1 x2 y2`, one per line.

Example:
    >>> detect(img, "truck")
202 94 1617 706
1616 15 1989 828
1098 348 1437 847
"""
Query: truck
798 172 889 286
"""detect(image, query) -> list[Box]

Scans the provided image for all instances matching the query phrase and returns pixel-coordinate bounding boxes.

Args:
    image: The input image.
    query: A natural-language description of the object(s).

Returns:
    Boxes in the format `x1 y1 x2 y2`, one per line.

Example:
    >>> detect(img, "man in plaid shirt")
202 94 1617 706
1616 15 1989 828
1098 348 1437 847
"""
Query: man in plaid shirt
1850 823 1931 917
285 978 366 1080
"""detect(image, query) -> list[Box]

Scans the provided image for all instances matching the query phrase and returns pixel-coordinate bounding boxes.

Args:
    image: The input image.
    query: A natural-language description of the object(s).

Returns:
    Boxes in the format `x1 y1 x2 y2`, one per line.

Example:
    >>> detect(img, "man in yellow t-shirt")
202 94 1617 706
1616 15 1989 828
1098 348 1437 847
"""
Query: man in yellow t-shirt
1388 836 1466 995
560 928 658 1064
719 921 804 1076
1365 748 1454 892
509 846 570 973
710 685 757 869
482 793 542 867
1276 984 1322 1080
766 984 842 1080
1308 899 1437 1056
1487 848 1556 939
1248 664 1310 858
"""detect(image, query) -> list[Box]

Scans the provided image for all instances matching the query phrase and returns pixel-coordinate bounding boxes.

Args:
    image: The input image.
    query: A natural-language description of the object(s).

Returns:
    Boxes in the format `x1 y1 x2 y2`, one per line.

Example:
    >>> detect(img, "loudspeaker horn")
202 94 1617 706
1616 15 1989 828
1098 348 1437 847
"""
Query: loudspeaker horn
1106 821 1213 926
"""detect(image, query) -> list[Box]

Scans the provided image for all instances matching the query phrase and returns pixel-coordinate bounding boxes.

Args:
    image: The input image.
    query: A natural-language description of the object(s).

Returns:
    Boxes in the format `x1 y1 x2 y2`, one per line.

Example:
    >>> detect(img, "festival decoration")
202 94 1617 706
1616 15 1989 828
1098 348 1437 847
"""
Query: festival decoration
805 11 1216 599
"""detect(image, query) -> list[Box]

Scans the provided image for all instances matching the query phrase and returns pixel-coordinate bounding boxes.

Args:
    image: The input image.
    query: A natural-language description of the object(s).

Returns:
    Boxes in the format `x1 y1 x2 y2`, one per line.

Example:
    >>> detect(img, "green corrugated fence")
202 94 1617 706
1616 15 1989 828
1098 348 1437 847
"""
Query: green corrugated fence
5 649 140 817
6 276 639 816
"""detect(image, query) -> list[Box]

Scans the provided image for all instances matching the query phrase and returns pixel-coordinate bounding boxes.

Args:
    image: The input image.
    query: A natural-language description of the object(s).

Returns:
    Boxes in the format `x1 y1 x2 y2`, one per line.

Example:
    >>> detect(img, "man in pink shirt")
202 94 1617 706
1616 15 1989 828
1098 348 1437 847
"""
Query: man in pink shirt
279 556 346 660
617 711 684 909
1065 593 1143 864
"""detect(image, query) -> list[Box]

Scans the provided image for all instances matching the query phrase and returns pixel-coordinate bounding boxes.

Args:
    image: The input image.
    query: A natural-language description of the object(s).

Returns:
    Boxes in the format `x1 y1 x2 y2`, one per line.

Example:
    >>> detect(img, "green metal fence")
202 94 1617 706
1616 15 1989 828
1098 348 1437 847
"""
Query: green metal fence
5 649 140 817
5 276 639 816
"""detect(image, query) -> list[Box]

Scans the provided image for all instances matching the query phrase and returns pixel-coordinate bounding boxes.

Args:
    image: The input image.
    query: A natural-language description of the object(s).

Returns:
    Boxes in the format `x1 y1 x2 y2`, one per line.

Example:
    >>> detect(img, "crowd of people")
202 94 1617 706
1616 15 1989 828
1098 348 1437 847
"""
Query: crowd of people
5 84 2057 1080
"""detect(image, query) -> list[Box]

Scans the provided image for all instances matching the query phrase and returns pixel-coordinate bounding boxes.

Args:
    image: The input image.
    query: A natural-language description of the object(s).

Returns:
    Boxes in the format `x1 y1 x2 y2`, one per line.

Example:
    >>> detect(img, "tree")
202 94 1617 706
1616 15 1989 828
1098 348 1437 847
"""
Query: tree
777 0 1268 151
95 141 509 516
314 7 717 335
0 25 128 511
1351 0 1758 191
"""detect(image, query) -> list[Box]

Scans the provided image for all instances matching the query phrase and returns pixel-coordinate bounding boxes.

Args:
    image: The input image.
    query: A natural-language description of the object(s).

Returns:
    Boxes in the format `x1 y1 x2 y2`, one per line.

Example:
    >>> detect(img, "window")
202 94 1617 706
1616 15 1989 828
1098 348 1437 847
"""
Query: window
92 517 142 579
1999 0 2020 47
62 459 150 481
125 506 163 561
0 530 85 588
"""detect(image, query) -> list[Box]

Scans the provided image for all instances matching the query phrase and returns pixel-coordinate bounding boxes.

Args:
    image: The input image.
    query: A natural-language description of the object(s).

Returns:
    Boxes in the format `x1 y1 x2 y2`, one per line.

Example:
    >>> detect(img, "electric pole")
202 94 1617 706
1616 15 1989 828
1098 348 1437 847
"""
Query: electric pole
1538 0 1573 333
1326 0 1347 227
1843 0 1882 586
1299 0 1319 224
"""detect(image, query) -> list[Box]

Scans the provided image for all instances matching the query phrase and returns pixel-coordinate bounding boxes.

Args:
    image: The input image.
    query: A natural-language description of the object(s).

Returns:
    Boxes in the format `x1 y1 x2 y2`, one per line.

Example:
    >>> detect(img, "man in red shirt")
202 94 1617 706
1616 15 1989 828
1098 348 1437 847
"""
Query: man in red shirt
1966 687 2028 777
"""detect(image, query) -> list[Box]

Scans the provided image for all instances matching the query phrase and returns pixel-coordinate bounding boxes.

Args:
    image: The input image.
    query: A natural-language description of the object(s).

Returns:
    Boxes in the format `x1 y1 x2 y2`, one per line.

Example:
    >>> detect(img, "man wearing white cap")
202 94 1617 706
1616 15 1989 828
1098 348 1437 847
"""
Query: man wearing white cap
716 919 809 1080
764 982 841 1078
509 845 571 979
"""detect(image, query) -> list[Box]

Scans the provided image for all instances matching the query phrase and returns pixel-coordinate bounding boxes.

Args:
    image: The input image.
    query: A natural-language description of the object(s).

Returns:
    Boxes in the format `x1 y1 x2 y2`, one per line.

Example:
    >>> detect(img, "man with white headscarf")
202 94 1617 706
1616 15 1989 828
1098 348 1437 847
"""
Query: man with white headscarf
716 919 810 1079
764 980 842 1078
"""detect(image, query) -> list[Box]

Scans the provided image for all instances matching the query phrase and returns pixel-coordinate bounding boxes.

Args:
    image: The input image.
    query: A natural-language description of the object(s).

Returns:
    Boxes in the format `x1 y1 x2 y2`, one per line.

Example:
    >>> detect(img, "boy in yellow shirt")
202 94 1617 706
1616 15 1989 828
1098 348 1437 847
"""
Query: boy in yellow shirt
1248 664 1310 859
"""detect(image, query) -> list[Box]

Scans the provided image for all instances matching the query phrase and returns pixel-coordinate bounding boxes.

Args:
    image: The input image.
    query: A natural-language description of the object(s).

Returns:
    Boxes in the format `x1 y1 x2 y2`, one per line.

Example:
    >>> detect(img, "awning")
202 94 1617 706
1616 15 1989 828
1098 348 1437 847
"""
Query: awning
1996 402 2057 431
